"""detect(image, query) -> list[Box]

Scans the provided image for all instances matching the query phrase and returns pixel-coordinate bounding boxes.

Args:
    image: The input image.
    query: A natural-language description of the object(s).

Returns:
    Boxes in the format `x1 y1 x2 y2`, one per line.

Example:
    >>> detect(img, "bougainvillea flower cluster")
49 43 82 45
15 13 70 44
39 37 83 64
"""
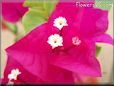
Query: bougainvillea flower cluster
2 1 113 84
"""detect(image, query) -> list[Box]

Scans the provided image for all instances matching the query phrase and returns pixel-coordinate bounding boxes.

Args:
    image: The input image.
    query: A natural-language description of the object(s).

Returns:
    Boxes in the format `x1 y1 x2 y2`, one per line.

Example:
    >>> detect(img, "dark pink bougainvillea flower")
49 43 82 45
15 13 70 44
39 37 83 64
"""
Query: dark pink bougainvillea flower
2 1 113 84
2 0 28 23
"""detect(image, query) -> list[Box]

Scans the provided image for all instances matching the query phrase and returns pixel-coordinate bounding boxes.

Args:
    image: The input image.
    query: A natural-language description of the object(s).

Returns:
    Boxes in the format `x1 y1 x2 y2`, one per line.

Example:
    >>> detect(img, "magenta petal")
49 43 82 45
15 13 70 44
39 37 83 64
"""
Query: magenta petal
80 8 108 38
2 56 74 84
2 56 43 84
6 23 52 80
94 34 114 45
49 2 108 38
5 23 74 83
41 65 74 83
2 2 28 23
50 41 101 77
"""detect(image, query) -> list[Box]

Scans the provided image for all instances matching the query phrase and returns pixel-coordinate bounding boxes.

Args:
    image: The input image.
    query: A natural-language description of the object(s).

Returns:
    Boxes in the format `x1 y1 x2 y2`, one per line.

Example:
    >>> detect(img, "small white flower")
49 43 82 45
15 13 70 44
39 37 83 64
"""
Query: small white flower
53 16 68 30
72 37 81 45
8 69 21 81
47 34 63 49
8 81 14 85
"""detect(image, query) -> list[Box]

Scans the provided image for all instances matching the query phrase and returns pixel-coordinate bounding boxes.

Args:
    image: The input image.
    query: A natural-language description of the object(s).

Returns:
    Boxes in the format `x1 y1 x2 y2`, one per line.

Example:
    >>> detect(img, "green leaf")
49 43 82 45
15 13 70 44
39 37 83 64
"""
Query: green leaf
95 0 113 10
22 0 57 33
96 45 101 57
24 0 44 9
43 0 57 15
22 8 46 33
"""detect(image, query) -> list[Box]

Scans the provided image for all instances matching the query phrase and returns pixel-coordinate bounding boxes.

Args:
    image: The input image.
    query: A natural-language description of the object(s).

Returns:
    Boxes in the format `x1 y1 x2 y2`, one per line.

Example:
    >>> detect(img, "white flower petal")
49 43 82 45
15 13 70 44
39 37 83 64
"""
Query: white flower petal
53 16 68 30
8 68 21 81
8 74 13 81
8 81 14 85
47 34 63 49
